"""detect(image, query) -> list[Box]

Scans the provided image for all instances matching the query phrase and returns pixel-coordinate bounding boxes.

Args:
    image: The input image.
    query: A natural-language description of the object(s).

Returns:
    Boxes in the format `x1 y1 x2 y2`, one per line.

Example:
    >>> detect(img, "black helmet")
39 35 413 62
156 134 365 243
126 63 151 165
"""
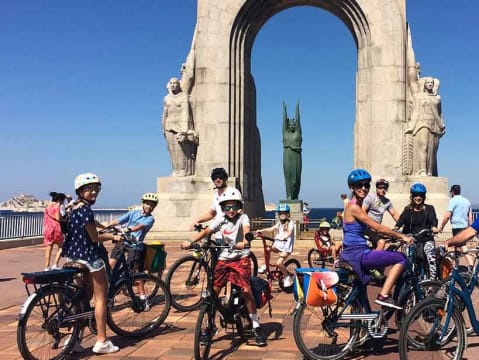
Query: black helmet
211 168 228 181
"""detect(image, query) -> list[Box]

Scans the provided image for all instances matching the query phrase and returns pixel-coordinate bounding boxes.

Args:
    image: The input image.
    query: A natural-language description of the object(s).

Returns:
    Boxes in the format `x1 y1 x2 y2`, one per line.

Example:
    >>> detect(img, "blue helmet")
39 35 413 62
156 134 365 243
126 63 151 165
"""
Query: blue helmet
347 169 372 186
276 204 290 213
410 183 427 194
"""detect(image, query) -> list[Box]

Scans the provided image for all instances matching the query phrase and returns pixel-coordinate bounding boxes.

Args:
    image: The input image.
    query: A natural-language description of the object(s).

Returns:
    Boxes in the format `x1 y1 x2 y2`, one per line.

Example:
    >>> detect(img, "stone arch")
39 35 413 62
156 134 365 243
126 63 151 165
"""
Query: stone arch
155 0 416 231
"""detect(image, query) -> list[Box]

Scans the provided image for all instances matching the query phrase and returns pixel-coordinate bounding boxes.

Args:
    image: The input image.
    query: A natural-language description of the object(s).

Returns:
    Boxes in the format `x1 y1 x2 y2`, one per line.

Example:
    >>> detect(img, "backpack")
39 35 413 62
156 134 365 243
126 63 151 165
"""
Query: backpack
251 276 272 311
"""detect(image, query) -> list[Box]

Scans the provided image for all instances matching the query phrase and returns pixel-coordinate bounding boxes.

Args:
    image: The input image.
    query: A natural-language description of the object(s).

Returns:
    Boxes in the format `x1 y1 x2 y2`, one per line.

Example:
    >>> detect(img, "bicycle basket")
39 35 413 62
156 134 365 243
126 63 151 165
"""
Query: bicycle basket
294 268 339 306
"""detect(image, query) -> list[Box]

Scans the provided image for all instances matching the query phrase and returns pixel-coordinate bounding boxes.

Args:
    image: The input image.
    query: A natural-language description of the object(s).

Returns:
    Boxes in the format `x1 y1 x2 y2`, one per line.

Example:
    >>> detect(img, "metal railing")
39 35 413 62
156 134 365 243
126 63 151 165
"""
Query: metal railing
1 210 478 241
0 209 128 240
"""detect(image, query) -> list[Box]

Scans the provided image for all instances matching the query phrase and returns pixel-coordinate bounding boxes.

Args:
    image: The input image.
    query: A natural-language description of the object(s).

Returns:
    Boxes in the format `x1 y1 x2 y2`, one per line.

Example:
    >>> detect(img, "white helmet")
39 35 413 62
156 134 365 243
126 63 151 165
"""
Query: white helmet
74 173 101 191
219 188 243 206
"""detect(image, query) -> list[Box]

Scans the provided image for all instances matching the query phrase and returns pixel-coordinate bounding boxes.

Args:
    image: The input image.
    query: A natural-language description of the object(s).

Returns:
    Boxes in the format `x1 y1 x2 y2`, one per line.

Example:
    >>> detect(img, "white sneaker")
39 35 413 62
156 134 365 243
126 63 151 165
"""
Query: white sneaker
258 265 267 274
51 265 61 270
283 275 293 288
92 340 119 354
44 267 51 271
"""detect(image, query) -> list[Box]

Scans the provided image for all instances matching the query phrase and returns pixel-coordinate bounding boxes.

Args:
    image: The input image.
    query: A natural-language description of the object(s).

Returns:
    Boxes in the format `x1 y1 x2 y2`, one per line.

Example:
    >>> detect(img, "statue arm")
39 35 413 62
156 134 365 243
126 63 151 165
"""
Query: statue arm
282 101 288 133
161 98 168 134
295 101 302 137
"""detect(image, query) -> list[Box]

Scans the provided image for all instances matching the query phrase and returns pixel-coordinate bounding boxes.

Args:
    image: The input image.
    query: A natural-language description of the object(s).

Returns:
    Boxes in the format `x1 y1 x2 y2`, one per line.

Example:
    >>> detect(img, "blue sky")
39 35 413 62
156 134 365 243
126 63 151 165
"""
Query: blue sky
1 1 478 208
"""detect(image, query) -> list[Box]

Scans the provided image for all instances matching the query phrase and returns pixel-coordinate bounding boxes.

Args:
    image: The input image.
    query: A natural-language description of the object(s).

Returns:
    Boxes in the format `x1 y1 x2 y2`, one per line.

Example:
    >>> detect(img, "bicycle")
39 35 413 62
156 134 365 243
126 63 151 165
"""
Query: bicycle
17 227 171 360
254 232 301 293
165 226 258 312
307 232 342 268
292 236 442 360
398 247 479 360
194 232 260 360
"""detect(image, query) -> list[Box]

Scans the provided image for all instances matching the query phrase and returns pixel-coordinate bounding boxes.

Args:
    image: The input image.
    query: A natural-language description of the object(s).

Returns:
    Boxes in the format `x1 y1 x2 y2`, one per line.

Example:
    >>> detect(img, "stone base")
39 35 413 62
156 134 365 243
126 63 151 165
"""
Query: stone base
379 176 450 231
151 176 219 233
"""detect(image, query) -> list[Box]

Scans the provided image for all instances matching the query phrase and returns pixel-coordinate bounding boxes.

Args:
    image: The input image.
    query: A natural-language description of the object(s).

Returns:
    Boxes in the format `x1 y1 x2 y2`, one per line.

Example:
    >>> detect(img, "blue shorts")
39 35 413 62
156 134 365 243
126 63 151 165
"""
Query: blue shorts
67 257 106 273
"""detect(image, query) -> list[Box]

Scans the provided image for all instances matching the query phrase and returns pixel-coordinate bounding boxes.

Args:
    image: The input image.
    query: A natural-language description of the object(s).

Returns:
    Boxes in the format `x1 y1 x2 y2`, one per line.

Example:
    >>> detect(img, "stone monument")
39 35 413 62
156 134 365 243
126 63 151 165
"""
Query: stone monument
150 1 450 235
282 101 302 201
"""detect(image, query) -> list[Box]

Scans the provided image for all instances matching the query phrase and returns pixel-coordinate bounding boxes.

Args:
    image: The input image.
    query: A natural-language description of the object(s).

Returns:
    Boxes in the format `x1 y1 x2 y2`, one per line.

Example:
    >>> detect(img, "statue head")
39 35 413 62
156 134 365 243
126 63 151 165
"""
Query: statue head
288 118 297 132
167 77 182 95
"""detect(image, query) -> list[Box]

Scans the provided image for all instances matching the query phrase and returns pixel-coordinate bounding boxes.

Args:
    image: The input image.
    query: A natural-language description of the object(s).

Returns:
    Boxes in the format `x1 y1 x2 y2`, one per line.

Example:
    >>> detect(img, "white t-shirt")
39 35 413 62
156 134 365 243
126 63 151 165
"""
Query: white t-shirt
271 221 295 253
210 213 250 261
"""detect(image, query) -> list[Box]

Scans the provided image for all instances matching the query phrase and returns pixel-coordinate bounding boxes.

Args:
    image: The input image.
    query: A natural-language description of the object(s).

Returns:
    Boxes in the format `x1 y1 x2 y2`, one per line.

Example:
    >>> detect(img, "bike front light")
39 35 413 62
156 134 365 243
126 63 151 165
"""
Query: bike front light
201 290 211 298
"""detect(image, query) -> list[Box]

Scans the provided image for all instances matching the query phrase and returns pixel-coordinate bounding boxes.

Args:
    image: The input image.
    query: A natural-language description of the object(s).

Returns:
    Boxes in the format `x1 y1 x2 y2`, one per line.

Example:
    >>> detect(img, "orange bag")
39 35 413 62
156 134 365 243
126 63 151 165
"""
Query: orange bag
294 268 339 306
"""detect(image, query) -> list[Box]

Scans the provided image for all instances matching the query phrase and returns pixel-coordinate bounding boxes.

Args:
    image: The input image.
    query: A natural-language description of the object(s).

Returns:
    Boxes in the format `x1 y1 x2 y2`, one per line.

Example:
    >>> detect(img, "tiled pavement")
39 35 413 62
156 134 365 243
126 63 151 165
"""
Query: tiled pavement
1 238 479 359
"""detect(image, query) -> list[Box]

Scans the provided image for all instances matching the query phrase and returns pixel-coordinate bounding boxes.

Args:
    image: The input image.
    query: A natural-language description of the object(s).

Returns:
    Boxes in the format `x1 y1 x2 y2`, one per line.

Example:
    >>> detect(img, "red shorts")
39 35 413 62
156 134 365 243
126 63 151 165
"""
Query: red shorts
214 257 251 290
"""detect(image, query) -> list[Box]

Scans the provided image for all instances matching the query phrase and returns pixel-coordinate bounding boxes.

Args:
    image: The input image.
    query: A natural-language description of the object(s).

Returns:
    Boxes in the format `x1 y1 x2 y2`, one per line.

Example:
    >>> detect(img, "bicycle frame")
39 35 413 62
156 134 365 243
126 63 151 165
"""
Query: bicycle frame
441 249 479 337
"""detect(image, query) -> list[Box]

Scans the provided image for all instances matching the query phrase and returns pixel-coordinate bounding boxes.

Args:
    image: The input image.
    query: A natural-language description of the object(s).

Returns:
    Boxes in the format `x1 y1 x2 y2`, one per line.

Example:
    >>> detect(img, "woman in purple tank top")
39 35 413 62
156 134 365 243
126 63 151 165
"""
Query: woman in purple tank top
341 169 413 309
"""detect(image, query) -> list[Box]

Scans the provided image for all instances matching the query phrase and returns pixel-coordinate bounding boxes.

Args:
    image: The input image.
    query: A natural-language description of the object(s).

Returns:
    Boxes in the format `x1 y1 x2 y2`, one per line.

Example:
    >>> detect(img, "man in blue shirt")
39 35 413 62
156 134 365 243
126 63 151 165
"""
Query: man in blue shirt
439 185 472 235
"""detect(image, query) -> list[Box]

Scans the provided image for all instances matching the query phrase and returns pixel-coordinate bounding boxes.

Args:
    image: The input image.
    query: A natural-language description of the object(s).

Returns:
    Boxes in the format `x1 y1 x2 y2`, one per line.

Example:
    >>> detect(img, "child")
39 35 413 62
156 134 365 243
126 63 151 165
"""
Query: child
256 203 295 287
61 173 119 354
181 188 267 346
314 221 342 266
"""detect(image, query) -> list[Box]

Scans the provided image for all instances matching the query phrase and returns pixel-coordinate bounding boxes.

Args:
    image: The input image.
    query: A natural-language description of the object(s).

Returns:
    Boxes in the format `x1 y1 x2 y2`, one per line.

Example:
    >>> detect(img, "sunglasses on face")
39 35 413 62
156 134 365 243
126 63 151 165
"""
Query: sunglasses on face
377 186 388 190
353 182 371 190
82 184 101 192
222 204 240 212
412 192 425 198
278 211 289 215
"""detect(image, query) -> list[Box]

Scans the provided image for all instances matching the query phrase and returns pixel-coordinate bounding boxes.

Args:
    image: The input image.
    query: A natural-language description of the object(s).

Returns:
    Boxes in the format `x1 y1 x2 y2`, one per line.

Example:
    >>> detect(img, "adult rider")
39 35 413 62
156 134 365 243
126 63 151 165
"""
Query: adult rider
340 169 413 309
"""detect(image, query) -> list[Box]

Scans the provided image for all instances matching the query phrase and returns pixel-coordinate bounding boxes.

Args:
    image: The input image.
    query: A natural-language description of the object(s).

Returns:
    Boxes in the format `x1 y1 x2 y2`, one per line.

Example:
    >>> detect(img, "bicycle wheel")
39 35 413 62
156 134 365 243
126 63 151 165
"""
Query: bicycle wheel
17 285 82 360
249 251 258 277
194 304 215 360
108 273 170 337
398 297 466 360
165 255 208 312
293 297 363 360
395 280 442 327
307 248 324 268
279 258 301 293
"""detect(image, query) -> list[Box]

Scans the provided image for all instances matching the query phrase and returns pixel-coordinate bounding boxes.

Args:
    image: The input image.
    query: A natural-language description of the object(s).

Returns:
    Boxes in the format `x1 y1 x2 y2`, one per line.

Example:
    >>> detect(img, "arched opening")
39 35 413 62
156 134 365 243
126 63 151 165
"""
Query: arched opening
251 6 357 207
229 0 372 215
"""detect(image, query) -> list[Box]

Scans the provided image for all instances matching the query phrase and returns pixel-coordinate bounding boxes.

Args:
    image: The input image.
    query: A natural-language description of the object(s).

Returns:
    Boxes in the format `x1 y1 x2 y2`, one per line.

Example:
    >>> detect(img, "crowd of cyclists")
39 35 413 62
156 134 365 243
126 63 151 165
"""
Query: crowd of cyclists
26 166 478 356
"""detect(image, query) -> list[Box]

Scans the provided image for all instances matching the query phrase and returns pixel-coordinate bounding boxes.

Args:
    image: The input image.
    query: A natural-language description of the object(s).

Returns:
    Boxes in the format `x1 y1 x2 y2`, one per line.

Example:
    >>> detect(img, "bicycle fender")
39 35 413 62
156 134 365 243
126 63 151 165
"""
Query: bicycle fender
17 293 37 322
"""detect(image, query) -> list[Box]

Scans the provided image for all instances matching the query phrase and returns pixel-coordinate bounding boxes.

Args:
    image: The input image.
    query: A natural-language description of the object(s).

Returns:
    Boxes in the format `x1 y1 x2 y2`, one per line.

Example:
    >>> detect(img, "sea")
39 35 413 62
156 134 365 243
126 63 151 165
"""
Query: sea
264 208 343 222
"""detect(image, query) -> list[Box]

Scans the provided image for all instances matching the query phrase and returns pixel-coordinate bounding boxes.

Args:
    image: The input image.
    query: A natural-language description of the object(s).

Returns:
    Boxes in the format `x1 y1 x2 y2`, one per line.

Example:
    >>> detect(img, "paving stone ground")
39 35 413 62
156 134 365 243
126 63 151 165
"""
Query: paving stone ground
1 237 478 359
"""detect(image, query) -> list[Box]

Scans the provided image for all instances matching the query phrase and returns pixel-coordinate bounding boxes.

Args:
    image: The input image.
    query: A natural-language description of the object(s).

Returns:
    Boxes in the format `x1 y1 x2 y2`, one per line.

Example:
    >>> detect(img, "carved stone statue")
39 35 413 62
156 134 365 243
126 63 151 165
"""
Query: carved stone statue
406 76 446 176
282 101 302 200
162 77 198 176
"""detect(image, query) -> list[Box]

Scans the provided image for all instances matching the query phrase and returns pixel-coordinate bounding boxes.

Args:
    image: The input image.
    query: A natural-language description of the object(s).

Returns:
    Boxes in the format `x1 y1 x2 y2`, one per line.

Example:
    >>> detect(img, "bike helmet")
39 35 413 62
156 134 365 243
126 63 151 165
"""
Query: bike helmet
141 193 158 204
319 221 331 229
276 204 290 213
347 169 372 186
211 167 228 181
410 183 427 194
376 178 389 189
218 188 243 206
74 173 101 191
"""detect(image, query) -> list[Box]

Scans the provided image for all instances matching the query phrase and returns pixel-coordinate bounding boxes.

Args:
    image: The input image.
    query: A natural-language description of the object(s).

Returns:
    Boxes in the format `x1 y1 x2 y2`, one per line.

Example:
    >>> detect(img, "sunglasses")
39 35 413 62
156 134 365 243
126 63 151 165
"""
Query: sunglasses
82 184 101 192
377 186 388 190
222 204 240 212
353 182 371 190
412 192 425 198
278 211 289 215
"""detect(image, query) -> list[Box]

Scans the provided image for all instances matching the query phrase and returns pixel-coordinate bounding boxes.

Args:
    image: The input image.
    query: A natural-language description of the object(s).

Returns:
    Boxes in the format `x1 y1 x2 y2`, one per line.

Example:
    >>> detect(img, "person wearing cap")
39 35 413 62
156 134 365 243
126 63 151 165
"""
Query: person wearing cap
362 178 400 250
256 203 296 287
439 185 473 268
313 221 342 266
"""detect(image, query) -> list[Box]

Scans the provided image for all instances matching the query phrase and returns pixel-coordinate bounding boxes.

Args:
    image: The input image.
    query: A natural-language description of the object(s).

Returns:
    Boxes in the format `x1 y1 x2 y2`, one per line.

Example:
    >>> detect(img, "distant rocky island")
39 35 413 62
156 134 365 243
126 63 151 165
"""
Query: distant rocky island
0 194 47 212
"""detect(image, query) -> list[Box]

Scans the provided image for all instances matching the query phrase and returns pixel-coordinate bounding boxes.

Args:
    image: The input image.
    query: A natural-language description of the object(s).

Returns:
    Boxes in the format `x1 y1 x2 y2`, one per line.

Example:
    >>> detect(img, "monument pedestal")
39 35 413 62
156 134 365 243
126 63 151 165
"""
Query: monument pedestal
151 176 217 233
379 176 450 232
278 200 304 224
